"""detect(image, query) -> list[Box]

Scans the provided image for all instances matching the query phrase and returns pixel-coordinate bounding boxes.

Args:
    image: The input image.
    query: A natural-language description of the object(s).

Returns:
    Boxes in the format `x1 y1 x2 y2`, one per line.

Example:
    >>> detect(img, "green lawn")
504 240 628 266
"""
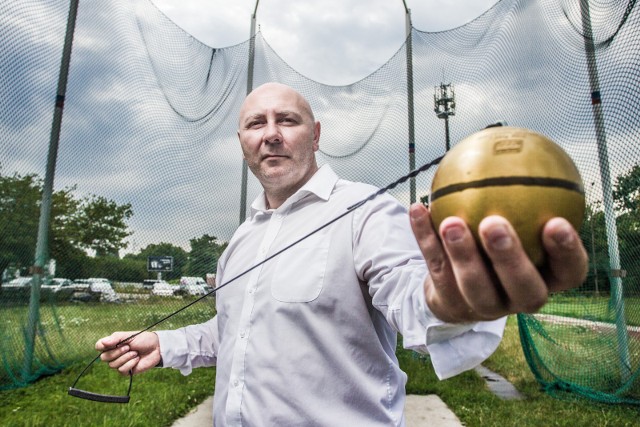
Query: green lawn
0 298 639 426
541 295 640 327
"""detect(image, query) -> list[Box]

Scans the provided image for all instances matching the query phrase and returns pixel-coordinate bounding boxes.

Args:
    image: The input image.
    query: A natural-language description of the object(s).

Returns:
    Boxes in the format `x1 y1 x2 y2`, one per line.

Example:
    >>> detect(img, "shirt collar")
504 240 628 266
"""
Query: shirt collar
249 164 339 218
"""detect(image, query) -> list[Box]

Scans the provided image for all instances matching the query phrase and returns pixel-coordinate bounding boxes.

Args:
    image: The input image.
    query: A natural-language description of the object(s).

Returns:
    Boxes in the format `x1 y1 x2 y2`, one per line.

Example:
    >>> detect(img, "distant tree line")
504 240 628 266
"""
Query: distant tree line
4 162 640 291
0 166 226 283
581 163 640 295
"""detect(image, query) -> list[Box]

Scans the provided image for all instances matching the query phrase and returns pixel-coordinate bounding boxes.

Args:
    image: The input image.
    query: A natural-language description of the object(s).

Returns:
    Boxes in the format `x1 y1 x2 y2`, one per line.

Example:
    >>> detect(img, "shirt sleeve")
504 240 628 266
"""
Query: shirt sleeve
155 316 219 376
352 194 507 380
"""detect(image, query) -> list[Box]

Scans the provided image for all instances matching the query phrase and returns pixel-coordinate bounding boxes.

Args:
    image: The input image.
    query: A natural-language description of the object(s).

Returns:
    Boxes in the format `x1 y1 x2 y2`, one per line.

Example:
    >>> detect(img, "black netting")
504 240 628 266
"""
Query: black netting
1 0 639 404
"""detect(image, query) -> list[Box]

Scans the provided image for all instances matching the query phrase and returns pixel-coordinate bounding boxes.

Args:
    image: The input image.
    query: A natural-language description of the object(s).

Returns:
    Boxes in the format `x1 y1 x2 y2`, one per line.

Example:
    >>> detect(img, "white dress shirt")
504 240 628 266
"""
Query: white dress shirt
156 164 506 426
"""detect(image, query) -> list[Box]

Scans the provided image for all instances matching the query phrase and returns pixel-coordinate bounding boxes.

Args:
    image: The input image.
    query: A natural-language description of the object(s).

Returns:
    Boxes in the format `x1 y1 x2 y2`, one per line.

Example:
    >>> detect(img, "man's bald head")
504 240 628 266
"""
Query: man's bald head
239 82 315 129
236 82 321 209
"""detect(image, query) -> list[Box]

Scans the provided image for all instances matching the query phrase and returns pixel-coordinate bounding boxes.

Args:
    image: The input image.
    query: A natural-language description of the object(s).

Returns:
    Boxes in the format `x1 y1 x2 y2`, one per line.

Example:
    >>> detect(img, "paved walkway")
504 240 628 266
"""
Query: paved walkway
171 394 463 426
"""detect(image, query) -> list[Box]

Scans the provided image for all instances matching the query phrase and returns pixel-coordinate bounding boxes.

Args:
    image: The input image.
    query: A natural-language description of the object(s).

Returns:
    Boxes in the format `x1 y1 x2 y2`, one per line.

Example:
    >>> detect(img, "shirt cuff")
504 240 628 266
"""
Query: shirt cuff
426 316 507 379
406 294 507 380
155 329 193 376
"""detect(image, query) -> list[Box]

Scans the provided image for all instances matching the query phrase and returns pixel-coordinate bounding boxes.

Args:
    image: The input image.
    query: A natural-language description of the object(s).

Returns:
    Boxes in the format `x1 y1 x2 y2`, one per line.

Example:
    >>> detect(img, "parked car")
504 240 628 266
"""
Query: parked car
72 279 93 291
69 278 118 302
1 277 77 302
88 278 113 289
4 277 33 287
89 281 119 302
151 281 177 297
180 276 206 287
184 283 208 296
48 278 74 291
88 277 111 284
142 279 160 290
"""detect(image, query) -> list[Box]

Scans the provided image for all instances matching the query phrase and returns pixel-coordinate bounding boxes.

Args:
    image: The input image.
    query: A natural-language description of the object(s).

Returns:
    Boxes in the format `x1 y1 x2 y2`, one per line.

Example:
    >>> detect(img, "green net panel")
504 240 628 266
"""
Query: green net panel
1 0 639 404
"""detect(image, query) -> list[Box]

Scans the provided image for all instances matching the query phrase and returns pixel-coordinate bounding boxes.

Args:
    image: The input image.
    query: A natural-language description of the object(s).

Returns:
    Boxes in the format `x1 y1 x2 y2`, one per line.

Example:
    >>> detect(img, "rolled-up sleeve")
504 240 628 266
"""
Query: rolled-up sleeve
155 317 219 376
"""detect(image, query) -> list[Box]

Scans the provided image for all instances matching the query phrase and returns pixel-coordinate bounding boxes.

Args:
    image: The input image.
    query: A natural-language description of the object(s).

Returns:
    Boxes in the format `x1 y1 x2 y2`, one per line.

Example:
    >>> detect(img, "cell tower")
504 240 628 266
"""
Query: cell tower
433 83 456 151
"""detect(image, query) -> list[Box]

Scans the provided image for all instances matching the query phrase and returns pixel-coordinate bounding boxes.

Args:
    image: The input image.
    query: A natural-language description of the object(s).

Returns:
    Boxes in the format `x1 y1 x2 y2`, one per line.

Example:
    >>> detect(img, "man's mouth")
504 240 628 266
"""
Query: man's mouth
262 154 287 161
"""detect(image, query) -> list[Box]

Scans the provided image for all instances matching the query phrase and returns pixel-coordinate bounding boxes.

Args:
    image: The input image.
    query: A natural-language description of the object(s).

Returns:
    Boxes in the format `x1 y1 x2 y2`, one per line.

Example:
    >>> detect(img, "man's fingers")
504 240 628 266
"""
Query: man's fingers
478 216 548 313
113 353 140 376
410 205 507 321
409 204 447 275
100 344 131 363
439 216 506 319
410 204 470 321
541 217 588 291
95 331 137 352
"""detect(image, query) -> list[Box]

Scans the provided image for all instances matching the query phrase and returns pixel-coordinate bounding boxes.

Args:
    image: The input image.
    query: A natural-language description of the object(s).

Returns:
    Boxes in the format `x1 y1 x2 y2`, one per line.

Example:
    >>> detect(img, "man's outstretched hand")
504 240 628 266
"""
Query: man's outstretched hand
409 203 588 323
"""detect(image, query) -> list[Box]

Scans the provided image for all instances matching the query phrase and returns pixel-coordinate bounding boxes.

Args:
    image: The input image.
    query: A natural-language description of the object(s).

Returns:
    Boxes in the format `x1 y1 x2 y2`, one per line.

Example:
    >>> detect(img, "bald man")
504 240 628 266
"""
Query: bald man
97 83 587 426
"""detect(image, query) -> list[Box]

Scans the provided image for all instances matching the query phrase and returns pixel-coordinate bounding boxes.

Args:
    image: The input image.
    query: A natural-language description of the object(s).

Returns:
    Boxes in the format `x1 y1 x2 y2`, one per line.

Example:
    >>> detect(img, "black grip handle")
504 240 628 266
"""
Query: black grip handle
68 353 133 404
68 387 130 403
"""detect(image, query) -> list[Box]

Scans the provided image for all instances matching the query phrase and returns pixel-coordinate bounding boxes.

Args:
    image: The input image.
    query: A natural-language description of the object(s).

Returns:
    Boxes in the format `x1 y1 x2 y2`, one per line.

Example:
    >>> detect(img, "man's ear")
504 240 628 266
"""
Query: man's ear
237 130 246 160
312 121 321 151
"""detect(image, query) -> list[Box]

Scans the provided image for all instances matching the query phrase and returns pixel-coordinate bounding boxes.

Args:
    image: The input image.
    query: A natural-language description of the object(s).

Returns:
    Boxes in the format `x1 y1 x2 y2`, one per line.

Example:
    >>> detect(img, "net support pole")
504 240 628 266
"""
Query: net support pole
402 1 416 204
580 0 631 381
239 1 260 224
24 0 79 377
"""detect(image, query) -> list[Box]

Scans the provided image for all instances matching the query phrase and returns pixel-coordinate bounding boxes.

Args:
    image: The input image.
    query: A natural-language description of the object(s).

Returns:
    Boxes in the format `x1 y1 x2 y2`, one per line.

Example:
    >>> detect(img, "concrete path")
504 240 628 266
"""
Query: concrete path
171 394 463 426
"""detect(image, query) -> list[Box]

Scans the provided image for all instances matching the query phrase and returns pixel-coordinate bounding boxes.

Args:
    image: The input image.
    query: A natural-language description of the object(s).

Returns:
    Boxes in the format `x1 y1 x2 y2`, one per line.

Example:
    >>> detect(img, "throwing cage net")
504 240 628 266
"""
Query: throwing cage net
1 0 639 405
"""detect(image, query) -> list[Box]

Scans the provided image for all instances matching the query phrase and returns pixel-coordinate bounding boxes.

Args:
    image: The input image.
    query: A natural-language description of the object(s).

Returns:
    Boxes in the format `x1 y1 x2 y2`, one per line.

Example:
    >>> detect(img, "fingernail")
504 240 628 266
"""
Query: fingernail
553 223 574 246
409 204 425 220
443 225 464 243
121 345 129 353
486 224 513 250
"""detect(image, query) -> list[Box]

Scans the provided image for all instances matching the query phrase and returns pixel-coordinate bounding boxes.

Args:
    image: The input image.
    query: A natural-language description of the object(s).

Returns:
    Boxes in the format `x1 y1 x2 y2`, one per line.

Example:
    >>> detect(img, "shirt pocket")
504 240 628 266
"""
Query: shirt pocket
270 231 330 303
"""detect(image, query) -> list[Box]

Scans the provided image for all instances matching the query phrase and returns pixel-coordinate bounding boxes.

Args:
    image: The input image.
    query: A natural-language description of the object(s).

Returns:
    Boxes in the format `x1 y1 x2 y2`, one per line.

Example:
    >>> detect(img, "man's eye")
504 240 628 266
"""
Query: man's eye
248 121 263 129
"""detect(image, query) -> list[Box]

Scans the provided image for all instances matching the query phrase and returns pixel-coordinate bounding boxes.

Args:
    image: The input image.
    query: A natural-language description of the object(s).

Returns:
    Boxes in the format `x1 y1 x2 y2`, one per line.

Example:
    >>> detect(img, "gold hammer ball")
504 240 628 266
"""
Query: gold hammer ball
429 126 585 266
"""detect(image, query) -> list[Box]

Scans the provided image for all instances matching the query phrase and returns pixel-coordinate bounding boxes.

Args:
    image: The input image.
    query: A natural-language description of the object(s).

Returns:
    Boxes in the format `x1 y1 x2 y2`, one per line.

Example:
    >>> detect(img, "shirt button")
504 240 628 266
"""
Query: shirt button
233 380 239 387
239 331 246 338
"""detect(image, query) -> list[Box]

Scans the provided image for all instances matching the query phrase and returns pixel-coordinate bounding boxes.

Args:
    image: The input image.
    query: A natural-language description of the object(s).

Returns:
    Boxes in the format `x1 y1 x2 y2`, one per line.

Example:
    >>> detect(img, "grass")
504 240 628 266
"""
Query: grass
540 295 640 327
0 363 216 427
1 301 639 426
398 316 640 427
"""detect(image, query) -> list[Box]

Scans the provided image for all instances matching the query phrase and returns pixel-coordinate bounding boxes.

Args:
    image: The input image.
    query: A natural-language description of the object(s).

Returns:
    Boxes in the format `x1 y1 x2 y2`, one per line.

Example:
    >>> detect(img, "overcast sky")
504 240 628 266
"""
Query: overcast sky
136 0 502 251
17 0 634 257
122 0 498 252
152 0 499 85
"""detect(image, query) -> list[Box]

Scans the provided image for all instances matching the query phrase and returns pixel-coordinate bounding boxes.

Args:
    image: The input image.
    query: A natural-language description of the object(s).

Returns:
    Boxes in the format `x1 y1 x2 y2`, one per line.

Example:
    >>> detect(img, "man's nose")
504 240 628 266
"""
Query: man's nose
263 121 282 144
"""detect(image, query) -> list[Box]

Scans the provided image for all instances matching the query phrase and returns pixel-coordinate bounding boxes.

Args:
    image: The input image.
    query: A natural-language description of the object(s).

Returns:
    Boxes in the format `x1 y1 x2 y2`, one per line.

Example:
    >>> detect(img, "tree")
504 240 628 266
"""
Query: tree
613 163 640 231
0 167 134 280
612 164 640 292
126 242 188 281
73 195 133 257
613 164 640 213
0 171 41 276
186 234 227 278
579 201 609 294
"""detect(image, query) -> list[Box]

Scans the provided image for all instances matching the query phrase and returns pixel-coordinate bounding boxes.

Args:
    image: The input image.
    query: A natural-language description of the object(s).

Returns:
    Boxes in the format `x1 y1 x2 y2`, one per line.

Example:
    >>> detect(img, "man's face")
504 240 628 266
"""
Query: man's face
238 84 320 195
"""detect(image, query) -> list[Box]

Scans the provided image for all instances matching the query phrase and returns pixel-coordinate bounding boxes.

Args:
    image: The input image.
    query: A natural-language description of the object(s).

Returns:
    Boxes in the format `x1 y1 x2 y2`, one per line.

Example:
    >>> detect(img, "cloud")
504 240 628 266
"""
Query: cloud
3 0 638 258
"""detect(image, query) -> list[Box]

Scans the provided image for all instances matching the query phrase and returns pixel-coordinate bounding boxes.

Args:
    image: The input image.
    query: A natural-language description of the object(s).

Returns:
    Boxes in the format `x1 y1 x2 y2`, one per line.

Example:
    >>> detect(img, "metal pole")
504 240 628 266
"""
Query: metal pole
402 1 416 204
589 183 599 296
240 0 260 224
444 116 450 152
580 0 631 380
24 0 80 377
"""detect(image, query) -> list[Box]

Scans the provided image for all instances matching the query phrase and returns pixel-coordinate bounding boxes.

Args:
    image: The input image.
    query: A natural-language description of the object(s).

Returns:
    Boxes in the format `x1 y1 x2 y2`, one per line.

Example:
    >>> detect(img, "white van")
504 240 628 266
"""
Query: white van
179 277 207 295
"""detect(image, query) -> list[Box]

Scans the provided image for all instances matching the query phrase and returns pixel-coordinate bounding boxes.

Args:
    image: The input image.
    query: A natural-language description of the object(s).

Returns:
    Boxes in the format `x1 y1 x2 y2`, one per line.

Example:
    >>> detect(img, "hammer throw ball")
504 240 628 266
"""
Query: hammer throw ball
429 126 585 266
